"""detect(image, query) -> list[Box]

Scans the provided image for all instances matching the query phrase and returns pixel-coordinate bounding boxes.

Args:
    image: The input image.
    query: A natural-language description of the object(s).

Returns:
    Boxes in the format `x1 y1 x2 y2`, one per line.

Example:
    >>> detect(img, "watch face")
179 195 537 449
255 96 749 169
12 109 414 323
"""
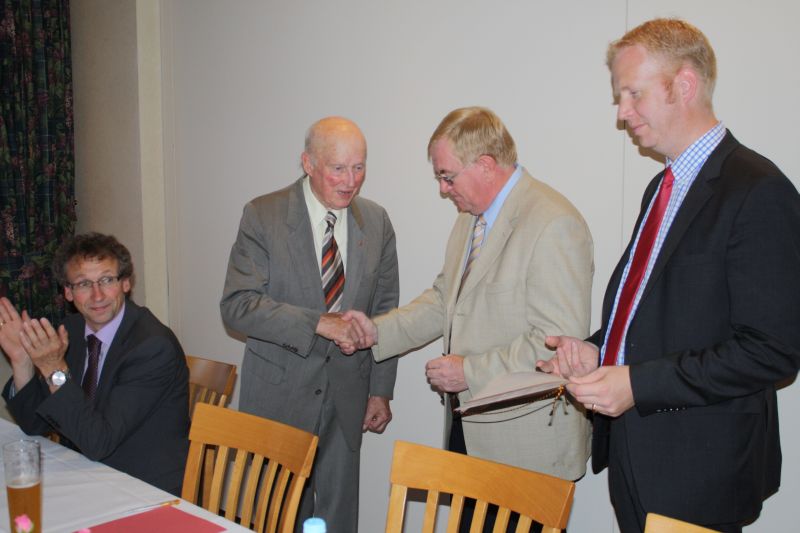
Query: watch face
50 370 67 387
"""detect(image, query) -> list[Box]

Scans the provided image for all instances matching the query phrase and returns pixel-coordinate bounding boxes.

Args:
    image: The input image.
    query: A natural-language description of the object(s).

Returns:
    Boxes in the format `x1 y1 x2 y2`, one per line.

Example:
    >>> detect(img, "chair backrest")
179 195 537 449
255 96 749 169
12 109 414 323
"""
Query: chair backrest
186 354 237 415
385 440 575 533
644 513 719 533
182 403 318 533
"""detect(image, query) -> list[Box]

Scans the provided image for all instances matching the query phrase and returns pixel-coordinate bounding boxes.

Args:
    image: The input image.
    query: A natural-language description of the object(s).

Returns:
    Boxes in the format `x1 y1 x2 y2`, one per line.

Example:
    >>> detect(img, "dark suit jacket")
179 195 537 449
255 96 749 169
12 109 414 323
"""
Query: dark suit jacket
220 178 399 452
588 132 800 525
3 301 190 494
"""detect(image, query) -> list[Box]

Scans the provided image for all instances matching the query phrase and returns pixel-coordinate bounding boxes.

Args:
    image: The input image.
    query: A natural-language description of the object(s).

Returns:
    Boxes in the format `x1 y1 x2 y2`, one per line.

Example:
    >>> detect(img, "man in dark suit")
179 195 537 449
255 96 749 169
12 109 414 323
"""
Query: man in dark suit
540 18 800 533
0 233 189 494
221 116 399 532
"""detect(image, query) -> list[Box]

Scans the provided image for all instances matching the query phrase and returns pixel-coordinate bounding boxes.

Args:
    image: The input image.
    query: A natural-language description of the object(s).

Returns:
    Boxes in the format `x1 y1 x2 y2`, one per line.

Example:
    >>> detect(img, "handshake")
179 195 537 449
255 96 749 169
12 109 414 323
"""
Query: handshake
316 310 378 355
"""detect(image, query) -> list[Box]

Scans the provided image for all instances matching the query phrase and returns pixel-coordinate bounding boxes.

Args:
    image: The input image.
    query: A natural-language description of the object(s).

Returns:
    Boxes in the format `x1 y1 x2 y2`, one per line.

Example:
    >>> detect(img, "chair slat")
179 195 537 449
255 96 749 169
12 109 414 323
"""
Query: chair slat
224 448 250 521
264 468 292 533
470 500 489 533
239 454 265 528
447 494 465 533
422 489 439 533
385 484 408 533
493 507 511 533
208 445 230 513
253 458 280 532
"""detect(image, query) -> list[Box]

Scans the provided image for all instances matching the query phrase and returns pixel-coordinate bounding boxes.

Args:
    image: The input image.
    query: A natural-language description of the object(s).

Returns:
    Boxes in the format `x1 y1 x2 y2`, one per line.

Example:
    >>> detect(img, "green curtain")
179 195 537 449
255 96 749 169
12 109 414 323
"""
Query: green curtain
0 0 75 322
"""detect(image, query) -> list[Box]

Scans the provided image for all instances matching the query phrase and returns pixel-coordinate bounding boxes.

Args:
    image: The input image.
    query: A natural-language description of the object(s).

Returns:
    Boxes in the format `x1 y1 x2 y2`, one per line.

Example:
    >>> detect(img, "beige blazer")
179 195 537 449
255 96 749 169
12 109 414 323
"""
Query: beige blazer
373 169 593 480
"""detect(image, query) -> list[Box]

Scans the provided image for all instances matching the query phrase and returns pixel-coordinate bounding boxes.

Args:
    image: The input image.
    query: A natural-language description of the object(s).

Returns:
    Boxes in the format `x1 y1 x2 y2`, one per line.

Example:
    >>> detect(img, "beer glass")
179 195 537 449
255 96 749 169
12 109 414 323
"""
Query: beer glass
3 440 41 533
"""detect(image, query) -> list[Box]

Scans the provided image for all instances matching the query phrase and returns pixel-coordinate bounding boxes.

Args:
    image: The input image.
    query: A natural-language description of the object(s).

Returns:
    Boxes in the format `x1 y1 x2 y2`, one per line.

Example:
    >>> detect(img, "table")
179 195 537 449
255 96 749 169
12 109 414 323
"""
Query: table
0 418 250 533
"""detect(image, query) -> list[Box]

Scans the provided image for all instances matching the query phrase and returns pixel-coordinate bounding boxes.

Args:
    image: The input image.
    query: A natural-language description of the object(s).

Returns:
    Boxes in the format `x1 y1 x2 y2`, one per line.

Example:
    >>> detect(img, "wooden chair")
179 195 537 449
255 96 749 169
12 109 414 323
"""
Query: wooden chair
182 403 318 533
645 513 720 533
186 354 237 415
385 440 575 533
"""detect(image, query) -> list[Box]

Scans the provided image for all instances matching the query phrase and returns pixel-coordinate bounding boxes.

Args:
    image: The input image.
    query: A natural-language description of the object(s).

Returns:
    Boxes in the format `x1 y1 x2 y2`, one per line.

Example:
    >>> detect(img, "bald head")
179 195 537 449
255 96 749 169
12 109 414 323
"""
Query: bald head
301 117 368 210
304 117 367 164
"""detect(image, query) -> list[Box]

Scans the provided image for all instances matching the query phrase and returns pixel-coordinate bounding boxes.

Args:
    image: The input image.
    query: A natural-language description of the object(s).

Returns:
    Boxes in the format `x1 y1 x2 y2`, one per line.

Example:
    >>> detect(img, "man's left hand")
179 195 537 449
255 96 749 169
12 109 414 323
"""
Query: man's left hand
20 318 69 377
566 365 634 417
362 396 392 433
425 355 467 393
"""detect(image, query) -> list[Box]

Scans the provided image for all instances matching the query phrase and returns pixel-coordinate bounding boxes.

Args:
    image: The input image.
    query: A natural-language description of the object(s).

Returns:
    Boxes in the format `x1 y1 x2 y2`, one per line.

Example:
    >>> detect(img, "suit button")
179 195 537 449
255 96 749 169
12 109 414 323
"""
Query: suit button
315 389 322 395
325 356 331 363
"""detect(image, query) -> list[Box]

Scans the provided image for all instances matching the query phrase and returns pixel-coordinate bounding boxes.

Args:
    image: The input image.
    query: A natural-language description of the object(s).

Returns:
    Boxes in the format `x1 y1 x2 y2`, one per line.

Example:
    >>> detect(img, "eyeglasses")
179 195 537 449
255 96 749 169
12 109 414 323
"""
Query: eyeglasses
435 160 476 187
68 276 122 294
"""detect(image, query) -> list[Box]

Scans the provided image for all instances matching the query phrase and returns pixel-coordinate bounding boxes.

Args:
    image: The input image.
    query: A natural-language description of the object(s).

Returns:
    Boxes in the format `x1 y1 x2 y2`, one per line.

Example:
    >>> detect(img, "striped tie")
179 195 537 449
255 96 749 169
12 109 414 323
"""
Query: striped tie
458 215 486 296
321 211 345 312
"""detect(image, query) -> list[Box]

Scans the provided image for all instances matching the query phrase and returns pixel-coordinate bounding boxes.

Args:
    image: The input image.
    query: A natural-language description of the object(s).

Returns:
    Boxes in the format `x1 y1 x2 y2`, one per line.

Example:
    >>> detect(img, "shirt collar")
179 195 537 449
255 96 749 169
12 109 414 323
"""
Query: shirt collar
85 301 126 348
667 122 726 182
481 164 522 230
302 176 346 226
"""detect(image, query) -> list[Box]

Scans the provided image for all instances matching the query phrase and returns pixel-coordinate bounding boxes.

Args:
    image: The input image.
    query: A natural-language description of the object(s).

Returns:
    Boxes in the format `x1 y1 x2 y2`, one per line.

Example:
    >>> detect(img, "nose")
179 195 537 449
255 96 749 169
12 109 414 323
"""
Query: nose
90 283 104 299
337 168 353 187
438 178 451 195
616 96 632 123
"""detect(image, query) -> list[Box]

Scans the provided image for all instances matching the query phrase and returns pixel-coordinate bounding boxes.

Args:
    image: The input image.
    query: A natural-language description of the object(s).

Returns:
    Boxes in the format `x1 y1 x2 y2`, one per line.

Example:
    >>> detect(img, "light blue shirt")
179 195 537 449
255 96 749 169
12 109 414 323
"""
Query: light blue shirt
481 164 522 235
463 164 522 270
601 123 726 365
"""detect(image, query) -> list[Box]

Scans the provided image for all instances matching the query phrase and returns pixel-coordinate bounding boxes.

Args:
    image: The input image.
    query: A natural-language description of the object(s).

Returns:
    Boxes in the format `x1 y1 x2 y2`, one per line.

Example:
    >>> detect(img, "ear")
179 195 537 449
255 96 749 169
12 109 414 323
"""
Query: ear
64 287 74 303
301 151 313 176
475 154 498 174
674 66 699 104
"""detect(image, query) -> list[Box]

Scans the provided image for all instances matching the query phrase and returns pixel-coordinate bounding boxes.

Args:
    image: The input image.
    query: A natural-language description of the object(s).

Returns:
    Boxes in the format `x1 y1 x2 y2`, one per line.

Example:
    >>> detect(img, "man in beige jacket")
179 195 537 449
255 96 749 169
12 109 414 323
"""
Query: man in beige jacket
345 107 593 488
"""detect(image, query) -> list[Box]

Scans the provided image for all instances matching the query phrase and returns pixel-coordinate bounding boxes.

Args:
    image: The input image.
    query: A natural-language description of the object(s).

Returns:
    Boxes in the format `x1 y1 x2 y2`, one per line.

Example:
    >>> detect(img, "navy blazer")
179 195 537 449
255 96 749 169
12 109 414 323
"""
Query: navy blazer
589 132 800 525
3 300 190 494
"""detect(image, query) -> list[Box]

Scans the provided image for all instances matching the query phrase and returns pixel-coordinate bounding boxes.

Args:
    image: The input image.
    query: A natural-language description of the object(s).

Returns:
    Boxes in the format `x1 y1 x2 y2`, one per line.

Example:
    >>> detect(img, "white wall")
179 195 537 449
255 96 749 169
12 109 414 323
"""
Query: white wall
71 0 171 321
151 1 799 531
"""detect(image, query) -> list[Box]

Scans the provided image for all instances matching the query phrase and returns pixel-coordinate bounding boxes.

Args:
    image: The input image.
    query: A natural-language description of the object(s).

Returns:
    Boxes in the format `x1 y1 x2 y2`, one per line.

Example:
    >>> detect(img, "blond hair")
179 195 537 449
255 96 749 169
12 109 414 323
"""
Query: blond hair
607 18 717 103
428 107 517 167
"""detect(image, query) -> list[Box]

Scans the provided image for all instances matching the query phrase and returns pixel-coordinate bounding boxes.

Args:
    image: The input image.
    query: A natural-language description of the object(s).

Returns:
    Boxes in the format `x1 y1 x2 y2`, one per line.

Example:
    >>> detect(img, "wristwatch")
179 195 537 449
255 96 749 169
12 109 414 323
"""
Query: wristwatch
46 369 70 387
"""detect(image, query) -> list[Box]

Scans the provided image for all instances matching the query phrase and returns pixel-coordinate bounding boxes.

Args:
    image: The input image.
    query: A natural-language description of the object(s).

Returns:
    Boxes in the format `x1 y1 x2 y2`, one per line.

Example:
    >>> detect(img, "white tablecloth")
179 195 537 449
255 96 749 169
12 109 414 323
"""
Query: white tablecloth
0 418 250 533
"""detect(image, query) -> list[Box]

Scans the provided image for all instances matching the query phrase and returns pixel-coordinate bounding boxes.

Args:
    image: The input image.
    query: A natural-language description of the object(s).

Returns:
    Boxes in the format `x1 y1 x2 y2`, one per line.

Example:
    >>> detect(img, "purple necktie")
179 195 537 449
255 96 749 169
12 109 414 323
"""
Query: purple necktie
83 334 101 400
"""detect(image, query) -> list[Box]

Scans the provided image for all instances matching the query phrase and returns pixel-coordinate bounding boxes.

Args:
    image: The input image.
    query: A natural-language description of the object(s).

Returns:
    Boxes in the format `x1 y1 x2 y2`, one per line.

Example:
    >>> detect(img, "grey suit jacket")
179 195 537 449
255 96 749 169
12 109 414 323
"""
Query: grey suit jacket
373 169 593 480
221 178 399 451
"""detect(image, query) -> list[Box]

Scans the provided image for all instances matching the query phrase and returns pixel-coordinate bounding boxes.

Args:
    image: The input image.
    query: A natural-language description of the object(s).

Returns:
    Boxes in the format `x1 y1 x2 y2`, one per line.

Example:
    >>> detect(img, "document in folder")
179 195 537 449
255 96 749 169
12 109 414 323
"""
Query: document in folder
456 371 567 415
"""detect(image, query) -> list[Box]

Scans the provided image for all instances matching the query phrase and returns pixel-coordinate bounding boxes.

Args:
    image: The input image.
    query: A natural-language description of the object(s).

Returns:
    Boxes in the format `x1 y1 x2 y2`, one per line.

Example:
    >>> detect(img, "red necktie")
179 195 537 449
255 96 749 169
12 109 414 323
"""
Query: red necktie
83 334 101 399
602 167 675 366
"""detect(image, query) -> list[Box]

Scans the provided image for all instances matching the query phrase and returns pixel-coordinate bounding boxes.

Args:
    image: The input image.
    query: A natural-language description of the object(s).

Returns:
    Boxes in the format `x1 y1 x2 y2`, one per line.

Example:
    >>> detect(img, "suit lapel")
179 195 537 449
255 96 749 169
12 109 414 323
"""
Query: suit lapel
444 172 529 351
342 200 366 311
93 301 140 402
456 173 528 300
638 132 738 304
285 179 327 310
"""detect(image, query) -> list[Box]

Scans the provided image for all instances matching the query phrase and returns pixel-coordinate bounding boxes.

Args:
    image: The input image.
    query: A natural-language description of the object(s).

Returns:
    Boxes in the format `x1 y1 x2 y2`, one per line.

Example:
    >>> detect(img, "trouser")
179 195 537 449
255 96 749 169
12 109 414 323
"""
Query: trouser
296 391 360 533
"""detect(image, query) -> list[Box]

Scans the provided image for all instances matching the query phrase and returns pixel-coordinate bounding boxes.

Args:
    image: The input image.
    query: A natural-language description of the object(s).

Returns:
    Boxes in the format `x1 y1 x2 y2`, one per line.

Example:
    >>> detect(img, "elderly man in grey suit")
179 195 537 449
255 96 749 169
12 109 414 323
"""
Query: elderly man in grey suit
221 116 399 532
346 107 593 531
